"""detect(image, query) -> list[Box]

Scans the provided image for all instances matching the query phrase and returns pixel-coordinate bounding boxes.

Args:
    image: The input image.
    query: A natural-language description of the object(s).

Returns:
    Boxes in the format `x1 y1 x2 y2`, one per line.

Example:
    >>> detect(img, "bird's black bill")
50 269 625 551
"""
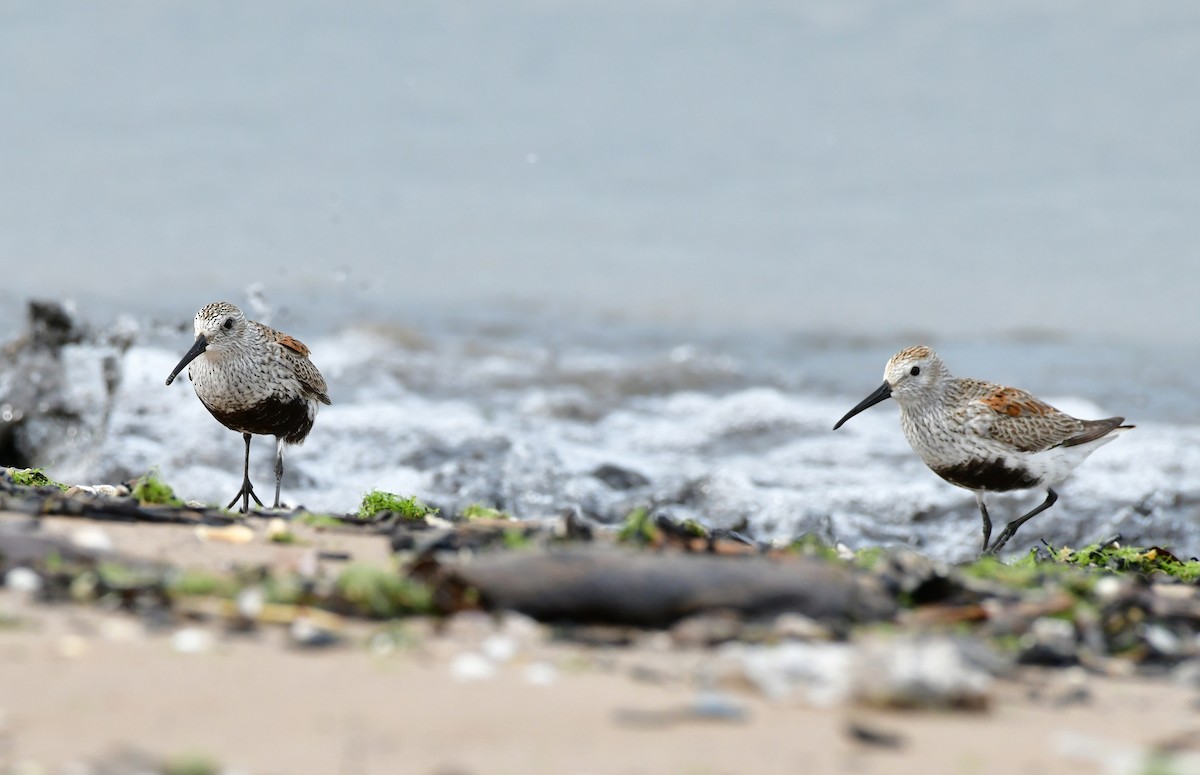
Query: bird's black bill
832 381 892 430
165 334 208 386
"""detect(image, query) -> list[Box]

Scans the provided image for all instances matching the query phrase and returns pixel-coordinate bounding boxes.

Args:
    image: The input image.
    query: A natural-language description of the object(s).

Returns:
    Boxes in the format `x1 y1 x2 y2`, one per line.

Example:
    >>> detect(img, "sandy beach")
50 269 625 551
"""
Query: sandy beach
2 511 1198 775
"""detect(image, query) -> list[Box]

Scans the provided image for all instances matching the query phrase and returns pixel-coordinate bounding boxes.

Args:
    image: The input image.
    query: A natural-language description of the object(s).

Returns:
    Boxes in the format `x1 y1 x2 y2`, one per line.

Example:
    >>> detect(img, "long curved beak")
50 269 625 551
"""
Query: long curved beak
832 381 892 430
165 334 208 386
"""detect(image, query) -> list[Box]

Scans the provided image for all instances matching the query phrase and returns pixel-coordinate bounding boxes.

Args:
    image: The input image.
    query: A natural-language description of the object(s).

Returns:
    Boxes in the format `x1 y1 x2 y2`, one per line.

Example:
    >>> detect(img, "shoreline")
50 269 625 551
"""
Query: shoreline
2 504 1200 774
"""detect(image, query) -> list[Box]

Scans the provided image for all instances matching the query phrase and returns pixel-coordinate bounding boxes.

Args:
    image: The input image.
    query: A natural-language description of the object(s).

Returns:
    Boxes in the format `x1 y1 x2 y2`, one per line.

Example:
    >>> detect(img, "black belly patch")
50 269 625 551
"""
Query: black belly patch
202 396 314 445
933 458 1040 492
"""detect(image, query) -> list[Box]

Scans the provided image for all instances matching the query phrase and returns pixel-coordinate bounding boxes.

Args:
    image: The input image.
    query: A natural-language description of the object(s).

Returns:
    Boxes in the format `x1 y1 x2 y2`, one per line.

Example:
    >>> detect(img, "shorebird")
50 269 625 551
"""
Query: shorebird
165 302 331 512
832 346 1131 554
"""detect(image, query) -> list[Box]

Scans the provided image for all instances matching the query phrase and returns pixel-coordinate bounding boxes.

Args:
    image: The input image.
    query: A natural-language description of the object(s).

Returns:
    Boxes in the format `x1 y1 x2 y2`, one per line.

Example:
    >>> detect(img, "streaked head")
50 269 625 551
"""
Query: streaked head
165 302 247 386
832 345 949 430
192 302 247 343
882 346 949 403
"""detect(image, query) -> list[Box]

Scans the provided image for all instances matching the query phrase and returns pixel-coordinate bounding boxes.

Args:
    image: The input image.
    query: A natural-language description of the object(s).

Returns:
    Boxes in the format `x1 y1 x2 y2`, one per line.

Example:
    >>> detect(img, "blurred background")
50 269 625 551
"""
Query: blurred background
2 0 1199 558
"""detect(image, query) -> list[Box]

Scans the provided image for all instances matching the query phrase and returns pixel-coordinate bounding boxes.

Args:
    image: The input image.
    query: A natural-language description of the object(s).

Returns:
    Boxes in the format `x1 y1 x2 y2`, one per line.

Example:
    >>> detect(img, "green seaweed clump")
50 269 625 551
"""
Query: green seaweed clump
786 534 841 561
617 507 659 545
167 568 240 599
502 527 534 550
131 469 183 507
462 503 512 521
1052 542 1200 583
7 467 68 491
358 490 438 521
332 562 433 618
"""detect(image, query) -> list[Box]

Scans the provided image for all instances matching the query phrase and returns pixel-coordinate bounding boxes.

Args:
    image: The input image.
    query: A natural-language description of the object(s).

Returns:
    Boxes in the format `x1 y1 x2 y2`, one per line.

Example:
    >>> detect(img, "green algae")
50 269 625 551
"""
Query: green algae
7 467 68 490
462 503 512 521
332 562 434 618
130 469 183 507
168 569 240 599
358 490 438 521
502 527 533 550
616 507 658 545
1046 542 1200 583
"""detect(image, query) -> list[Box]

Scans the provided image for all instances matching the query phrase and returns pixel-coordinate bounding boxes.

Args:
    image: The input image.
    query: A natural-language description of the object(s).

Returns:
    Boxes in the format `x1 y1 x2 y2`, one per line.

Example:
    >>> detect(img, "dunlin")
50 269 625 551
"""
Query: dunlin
165 302 331 512
832 346 1131 553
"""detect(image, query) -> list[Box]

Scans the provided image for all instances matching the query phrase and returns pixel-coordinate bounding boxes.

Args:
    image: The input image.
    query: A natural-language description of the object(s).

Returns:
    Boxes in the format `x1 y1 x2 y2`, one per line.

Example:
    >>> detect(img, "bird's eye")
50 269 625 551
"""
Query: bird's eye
223 318 233 330
910 366 921 376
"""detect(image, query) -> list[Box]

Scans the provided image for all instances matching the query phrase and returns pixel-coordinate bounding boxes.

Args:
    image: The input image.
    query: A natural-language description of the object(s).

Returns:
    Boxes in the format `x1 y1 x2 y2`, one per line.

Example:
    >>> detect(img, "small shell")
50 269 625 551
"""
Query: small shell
194 524 256 544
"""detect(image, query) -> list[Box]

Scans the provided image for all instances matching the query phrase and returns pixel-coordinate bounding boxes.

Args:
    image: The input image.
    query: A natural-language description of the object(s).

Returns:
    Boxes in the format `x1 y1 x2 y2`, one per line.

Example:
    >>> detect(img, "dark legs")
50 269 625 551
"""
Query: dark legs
226 432 265 513
974 492 992 553
273 438 285 509
986 488 1059 555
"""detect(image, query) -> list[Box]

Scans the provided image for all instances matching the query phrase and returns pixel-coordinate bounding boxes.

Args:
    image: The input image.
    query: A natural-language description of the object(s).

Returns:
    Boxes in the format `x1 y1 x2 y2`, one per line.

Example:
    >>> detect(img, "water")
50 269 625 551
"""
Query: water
5 305 1197 563
2 2 1200 559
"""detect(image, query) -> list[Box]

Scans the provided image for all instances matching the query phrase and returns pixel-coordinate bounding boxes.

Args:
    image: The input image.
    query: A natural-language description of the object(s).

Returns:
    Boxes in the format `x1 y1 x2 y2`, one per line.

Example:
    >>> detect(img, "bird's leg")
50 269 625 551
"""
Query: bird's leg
273 437 285 509
975 491 992 553
226 432 265 513
988 488 1058 555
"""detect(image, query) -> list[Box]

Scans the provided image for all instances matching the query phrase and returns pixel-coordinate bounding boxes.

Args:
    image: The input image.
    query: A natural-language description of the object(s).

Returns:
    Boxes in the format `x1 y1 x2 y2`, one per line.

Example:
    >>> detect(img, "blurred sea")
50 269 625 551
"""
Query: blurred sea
3 1 1200 559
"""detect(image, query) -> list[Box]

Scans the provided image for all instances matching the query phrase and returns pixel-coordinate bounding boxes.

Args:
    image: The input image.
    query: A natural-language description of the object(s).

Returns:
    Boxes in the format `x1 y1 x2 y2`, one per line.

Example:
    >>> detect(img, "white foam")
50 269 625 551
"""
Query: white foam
30 332 1200 561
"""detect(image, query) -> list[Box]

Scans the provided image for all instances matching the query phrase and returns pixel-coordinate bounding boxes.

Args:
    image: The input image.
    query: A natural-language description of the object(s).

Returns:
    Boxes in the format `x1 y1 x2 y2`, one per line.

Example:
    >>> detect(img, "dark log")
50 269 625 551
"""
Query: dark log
425 547 896 628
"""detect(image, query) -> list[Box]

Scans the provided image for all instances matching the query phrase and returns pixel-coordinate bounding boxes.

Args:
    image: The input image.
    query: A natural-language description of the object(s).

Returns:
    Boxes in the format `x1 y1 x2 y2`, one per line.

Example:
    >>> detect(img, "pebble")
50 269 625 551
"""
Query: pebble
70 526 114 554
732 635 995 709
98 618 144 644
847 719 906 748
171 627 215 655
55 635 89 659
1141 623 1186 659
1171 658 1200 688
689 690 748 723
1052 666 1092 707
480 634 517 664
265 518 291 541
290 617 340 649
236 587 265 621
1019 617 1079 666
194 524 255 545
523 661 558 686
854 636 992 710
4 567 42 595
64 484 128 498
449 652 496 682
734 641 854 705
1093 575 1124 601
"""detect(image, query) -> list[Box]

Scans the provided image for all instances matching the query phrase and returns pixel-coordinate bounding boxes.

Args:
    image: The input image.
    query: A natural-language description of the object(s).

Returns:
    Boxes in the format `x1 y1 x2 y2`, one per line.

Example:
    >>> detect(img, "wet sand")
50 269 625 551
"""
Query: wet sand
2 512 1199 774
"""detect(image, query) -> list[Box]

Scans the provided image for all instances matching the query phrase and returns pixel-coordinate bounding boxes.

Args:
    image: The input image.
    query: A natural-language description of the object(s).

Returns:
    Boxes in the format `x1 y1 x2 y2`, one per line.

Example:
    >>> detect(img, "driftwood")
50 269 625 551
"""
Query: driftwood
0 490 237 526
422 547 896 627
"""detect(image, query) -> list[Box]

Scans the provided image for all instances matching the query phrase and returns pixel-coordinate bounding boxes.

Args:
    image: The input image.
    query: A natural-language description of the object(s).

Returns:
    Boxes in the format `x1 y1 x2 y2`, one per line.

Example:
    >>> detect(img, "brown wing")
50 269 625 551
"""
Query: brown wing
964 383 1085 453
264 326 331 405
979 387 1056 417
277 335 311 358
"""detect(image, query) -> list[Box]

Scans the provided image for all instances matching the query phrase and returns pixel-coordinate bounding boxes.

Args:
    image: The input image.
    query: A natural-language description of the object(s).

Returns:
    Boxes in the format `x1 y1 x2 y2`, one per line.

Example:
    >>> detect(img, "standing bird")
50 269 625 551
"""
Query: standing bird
832 346 1131 554
165 302 331 512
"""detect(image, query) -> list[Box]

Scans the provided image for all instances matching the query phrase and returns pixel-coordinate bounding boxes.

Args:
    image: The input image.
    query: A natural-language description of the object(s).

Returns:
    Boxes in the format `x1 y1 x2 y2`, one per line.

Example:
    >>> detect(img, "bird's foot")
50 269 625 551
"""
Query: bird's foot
226 481 265 513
